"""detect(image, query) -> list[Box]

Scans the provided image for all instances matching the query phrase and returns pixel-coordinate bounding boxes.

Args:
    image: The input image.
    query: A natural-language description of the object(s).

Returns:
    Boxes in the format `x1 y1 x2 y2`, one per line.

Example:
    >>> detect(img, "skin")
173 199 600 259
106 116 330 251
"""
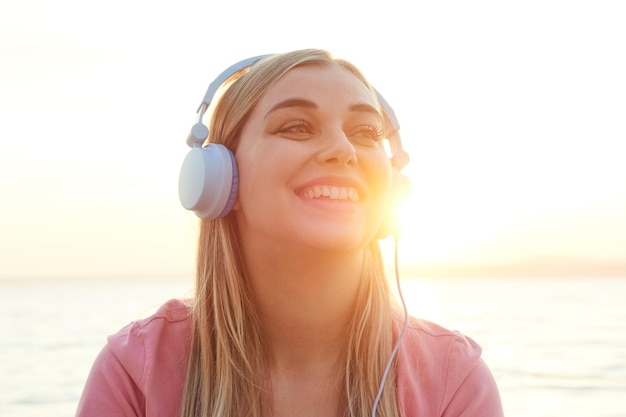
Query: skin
233 64 393 417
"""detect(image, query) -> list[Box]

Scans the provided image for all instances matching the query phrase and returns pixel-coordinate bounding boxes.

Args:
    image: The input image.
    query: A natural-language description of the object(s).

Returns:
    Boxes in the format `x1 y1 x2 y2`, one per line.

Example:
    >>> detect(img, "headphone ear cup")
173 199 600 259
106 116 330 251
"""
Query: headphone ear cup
376 169 411 239
178 144 239 219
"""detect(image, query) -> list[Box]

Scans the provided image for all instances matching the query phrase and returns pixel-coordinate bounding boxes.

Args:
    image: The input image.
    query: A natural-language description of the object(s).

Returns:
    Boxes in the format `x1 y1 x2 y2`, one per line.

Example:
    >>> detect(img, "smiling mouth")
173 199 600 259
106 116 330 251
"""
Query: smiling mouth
301 185 360 202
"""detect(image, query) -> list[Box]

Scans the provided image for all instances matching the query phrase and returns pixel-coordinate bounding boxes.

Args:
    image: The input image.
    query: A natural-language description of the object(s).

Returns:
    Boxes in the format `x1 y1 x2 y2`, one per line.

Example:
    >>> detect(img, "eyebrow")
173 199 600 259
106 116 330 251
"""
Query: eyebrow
264 98 381 119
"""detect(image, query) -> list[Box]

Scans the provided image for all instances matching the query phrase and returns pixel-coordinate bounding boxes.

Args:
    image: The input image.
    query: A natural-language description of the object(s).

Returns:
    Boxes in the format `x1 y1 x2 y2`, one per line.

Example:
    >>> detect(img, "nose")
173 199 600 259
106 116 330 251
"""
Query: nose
316 128 357 166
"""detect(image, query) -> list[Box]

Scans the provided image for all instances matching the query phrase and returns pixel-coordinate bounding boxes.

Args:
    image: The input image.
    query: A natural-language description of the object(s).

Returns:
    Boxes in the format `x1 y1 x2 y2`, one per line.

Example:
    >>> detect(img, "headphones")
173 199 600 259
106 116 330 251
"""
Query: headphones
178 54 411 237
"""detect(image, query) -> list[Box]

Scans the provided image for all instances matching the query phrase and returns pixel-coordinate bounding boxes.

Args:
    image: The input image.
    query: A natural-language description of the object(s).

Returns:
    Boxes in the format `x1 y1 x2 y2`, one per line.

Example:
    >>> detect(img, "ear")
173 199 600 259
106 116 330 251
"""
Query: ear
376 169 411 239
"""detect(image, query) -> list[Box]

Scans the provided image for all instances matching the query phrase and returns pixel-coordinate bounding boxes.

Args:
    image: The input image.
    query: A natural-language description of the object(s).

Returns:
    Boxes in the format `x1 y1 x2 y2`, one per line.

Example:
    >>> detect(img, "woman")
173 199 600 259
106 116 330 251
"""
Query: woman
76 49 503 417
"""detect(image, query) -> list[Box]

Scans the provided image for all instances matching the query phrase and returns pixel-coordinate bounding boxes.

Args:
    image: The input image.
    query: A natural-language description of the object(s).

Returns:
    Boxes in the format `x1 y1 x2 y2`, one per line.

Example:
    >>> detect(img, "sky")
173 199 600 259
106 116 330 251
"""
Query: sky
1 0 625 280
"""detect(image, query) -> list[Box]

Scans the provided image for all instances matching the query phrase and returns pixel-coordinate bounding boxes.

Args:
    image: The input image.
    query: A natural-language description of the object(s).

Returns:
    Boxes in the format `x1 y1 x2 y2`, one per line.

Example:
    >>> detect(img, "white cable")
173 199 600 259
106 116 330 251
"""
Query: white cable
371 234 409 417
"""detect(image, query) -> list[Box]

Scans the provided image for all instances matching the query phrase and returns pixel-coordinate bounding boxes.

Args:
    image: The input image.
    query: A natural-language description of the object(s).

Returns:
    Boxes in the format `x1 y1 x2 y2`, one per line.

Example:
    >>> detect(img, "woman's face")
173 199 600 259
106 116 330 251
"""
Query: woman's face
234 64 392 251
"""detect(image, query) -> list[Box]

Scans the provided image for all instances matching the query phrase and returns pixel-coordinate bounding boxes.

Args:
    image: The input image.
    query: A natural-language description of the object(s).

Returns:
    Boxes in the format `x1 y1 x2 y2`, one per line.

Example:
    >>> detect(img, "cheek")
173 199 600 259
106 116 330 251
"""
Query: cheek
233 150 288 213
368 153 394 198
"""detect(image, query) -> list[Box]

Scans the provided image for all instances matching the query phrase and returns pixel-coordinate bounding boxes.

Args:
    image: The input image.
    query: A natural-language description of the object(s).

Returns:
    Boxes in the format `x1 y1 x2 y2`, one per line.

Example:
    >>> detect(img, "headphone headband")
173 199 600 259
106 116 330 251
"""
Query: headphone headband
197 55 273 113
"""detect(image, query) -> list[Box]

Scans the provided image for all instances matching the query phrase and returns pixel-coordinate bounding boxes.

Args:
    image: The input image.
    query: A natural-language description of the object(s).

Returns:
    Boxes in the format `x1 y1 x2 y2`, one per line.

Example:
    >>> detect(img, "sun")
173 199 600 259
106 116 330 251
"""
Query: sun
385 189 479 267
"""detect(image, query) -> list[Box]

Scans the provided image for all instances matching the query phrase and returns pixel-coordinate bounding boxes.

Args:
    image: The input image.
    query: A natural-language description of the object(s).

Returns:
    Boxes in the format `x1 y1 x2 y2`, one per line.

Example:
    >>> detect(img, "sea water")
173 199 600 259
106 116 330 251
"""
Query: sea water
1 277 624 417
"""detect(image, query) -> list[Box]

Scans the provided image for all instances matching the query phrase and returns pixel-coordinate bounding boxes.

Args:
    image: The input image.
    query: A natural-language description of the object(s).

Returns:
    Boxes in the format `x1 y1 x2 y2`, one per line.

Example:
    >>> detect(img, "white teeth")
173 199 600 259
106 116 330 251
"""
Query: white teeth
302 186 359 202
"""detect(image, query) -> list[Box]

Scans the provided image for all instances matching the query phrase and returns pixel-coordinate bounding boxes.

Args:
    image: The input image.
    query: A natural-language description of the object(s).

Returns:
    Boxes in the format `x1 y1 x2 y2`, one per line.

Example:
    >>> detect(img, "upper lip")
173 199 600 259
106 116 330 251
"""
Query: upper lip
294 176 365 199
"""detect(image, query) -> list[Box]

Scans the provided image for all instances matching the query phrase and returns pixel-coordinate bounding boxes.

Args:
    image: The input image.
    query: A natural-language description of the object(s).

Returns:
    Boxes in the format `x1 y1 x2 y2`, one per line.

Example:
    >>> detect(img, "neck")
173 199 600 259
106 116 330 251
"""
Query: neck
244 245 365 370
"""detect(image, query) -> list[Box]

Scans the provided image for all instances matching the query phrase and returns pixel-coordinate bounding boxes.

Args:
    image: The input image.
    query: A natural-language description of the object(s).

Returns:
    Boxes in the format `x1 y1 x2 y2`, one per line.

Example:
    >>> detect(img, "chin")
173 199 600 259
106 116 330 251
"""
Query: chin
293 228 374 251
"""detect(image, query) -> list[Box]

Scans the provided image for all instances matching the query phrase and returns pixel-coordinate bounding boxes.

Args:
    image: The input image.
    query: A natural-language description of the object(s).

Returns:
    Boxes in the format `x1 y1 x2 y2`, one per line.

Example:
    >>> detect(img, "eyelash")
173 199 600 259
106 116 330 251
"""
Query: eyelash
280 120 311 133
357 125 384 142
277 121 384 144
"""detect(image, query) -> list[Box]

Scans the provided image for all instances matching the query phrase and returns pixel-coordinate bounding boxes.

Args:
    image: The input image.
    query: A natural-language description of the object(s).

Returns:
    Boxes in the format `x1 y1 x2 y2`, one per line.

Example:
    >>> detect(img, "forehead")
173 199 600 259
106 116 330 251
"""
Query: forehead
257 64 379 111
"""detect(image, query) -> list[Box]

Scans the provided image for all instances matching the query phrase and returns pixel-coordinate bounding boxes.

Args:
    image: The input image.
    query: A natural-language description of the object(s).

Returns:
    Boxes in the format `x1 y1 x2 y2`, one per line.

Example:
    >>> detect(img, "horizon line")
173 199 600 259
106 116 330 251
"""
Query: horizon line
2 257 626 282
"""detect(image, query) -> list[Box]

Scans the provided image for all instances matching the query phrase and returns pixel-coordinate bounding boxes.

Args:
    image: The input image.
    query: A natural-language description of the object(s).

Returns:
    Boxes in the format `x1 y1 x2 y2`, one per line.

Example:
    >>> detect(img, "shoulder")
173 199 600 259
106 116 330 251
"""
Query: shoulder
398 315 483 367
395 315 503 416
76 299 193 416
108 298 192 347
106 298 193 384
110 297 192 340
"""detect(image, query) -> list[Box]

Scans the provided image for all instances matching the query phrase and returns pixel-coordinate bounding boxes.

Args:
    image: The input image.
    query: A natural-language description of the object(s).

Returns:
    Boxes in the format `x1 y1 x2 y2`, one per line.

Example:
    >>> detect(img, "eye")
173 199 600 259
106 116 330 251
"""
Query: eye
350 124 384 146
276 120 314 140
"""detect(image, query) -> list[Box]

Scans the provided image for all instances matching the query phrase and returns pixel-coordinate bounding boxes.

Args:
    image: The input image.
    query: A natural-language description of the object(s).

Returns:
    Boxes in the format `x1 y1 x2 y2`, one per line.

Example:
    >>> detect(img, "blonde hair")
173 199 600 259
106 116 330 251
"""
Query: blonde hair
180 49 401 417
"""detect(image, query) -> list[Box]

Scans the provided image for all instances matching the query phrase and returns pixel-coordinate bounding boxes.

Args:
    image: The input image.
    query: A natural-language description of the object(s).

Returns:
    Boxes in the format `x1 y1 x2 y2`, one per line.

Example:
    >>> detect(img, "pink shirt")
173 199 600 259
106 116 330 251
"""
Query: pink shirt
76 299 503 416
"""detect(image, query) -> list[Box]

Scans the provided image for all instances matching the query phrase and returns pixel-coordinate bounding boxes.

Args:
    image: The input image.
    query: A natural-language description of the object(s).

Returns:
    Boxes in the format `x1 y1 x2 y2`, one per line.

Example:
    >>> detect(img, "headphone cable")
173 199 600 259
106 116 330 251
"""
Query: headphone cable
371 234 409 417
